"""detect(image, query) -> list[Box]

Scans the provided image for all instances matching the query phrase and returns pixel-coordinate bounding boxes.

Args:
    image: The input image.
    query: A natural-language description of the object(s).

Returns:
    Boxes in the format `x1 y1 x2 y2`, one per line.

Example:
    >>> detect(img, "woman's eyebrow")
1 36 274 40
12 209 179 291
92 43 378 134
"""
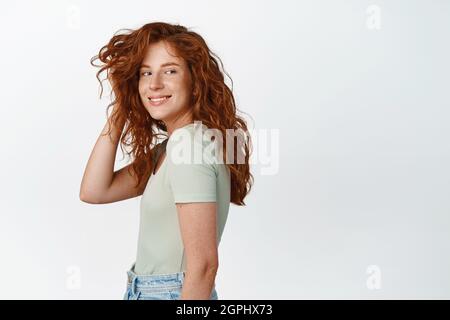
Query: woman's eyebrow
140 62 180 69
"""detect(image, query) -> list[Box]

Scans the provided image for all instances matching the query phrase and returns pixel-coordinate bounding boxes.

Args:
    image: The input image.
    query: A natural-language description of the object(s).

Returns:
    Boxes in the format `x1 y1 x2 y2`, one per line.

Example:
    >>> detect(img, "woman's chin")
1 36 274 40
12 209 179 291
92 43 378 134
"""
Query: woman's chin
146 109 166 121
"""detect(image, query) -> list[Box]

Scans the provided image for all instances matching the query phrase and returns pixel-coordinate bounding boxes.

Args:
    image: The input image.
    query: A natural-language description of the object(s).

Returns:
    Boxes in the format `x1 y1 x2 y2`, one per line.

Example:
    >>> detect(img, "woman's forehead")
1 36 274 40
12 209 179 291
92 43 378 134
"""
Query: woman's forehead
141 42 185 67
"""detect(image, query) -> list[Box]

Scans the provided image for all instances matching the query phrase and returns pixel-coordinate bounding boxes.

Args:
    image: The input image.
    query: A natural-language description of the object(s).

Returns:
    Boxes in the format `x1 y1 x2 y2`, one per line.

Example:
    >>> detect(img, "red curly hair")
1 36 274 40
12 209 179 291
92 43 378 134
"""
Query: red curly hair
90 22 253 205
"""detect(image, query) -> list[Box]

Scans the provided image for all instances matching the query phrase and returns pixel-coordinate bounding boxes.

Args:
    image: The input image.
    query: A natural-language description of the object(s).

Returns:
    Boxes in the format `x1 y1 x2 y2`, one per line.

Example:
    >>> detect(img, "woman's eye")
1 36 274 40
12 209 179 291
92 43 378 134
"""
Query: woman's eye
141 70 176 76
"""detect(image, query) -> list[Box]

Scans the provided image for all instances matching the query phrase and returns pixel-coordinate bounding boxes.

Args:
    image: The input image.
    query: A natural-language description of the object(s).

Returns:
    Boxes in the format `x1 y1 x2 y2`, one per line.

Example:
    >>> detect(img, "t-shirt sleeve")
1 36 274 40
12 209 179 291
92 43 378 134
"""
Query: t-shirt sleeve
166 130 217 203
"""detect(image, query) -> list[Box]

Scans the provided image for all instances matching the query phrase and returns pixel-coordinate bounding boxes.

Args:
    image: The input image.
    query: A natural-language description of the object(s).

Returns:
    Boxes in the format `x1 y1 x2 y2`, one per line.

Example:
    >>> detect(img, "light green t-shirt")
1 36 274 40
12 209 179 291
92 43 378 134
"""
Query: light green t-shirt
134 122 231 275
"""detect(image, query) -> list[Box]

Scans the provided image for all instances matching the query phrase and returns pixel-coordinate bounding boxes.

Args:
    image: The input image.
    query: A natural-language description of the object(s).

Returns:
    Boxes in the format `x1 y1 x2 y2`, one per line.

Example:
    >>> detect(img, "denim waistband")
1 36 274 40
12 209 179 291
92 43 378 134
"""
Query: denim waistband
125 263 218 299
126 263 185 295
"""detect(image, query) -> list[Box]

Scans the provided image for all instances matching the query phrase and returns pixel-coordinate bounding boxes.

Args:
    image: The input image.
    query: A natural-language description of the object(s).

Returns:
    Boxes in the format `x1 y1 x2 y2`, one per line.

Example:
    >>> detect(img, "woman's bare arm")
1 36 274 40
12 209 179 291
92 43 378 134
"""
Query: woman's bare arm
79 110 146 204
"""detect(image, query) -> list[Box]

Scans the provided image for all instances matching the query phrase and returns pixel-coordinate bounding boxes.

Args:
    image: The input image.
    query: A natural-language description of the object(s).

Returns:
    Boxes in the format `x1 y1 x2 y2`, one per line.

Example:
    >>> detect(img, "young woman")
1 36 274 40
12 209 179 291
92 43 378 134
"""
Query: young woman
80 22 253 300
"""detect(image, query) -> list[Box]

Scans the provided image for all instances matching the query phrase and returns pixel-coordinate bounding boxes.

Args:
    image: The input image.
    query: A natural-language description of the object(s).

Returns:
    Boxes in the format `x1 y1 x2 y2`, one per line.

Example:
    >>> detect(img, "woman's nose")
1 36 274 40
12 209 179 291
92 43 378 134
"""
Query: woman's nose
149 74 164 90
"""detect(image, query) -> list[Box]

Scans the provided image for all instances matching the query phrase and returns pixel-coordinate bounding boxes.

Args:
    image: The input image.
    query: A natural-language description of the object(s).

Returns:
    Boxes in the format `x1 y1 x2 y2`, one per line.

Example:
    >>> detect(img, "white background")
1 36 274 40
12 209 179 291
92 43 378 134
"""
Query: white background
1 0 449 299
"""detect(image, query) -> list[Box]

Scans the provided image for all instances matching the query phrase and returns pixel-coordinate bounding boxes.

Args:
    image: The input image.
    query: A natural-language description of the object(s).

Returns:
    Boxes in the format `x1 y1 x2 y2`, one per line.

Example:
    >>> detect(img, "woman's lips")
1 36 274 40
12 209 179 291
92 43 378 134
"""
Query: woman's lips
148 95 171 106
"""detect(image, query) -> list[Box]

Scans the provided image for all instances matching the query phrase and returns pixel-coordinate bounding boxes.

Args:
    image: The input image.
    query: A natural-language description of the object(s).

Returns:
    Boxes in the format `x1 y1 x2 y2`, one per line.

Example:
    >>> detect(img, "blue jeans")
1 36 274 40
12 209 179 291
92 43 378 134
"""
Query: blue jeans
123 264 218 300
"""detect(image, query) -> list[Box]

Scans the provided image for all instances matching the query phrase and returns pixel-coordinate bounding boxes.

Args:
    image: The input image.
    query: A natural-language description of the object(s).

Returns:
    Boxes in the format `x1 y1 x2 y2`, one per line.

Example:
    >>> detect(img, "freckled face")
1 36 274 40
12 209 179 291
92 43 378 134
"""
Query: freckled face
138 41 193 124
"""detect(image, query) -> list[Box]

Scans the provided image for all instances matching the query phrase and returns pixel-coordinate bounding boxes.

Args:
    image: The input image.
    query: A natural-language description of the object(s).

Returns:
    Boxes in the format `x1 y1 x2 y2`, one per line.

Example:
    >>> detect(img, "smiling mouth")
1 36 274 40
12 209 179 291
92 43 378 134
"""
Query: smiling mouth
148 95 172 102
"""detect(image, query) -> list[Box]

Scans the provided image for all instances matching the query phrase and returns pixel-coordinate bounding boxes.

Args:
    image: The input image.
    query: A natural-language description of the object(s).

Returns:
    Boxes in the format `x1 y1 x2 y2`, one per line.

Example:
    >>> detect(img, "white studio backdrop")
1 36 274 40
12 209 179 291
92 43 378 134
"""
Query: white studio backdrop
0 0 449 299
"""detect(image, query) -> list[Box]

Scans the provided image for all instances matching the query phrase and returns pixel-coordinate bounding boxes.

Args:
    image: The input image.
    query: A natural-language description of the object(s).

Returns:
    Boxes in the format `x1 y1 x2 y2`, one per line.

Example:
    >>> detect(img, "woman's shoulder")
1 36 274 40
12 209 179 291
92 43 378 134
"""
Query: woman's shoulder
167 122 222 166
167 122 208 150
